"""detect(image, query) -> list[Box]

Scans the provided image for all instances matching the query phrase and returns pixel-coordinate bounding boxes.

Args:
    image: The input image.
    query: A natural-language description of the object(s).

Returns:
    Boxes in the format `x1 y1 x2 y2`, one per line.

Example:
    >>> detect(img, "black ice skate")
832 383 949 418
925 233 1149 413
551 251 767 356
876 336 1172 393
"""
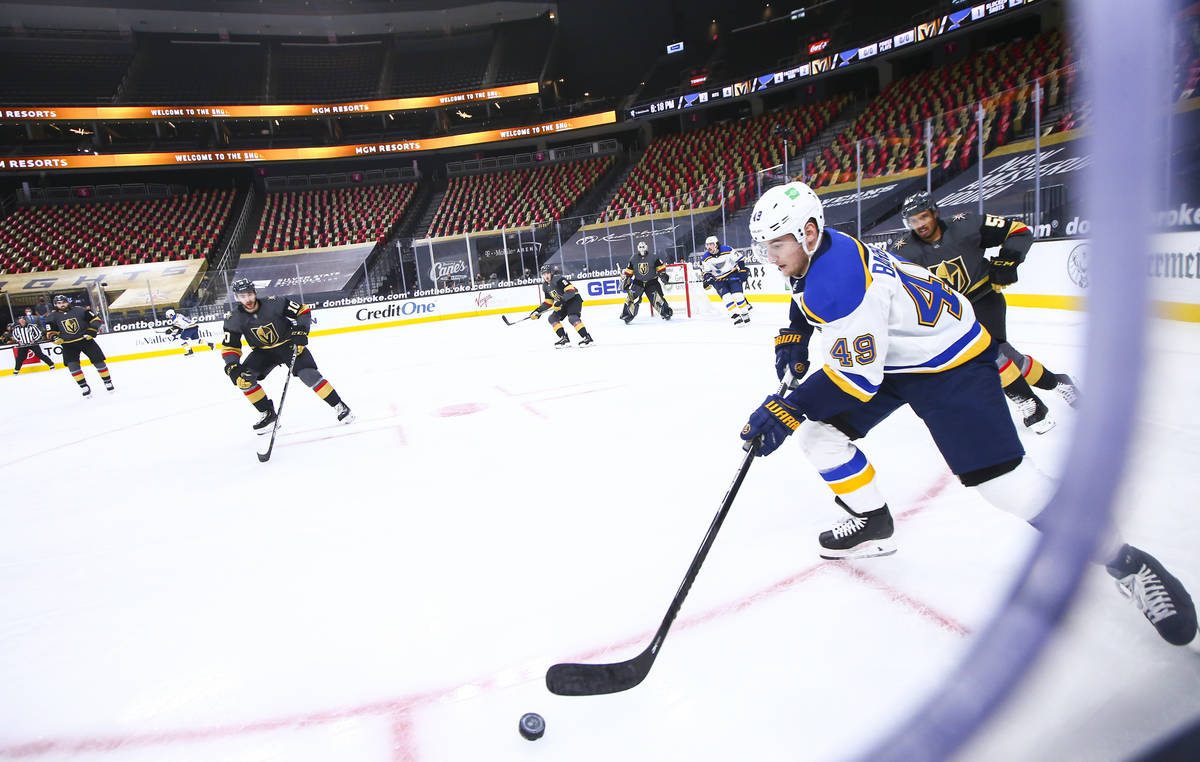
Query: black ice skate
80 384 92 398
1055 374 1080 408
11 370 17 376
103 379 114 392
731 314 745 325
818 499 896 560
1008 391 1055 434
334 402 355 424
578 336 594 347
183 348 194 356
1106 544 1197 646
553 336 571 348
253 404 278 434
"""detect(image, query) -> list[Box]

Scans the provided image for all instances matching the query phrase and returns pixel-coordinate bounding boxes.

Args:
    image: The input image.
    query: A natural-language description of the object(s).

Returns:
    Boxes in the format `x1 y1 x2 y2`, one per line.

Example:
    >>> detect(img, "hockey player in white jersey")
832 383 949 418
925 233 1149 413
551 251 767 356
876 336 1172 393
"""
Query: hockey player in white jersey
737 181 1196 647
700 235 752 324
163 308 214 356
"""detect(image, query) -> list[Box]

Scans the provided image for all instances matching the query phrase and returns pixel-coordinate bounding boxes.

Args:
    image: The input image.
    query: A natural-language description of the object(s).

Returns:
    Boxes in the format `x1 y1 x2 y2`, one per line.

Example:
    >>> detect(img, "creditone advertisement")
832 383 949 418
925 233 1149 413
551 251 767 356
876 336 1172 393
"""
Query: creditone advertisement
0 82 540 122
6 232 1198 376
0 111 618 172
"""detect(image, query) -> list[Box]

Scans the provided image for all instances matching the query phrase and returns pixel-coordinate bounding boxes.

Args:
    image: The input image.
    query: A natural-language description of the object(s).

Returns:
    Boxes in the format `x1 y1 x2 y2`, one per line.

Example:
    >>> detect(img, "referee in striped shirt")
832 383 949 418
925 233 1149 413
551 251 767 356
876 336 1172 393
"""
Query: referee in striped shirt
4 315 56 374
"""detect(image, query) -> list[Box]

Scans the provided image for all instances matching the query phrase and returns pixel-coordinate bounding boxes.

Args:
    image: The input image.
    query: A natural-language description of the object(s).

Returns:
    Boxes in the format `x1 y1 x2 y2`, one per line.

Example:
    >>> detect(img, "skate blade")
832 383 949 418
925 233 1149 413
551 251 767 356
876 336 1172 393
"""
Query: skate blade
1027 417 1056 435
339 413 357 425
819 539 897 560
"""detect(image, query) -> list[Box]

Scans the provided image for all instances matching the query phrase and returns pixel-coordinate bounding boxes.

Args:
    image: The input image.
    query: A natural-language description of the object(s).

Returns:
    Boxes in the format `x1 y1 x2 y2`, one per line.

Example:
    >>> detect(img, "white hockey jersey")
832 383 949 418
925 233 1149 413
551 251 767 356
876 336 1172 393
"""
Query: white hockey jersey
796 229 990 402
700 245 741 279
168 312 198 331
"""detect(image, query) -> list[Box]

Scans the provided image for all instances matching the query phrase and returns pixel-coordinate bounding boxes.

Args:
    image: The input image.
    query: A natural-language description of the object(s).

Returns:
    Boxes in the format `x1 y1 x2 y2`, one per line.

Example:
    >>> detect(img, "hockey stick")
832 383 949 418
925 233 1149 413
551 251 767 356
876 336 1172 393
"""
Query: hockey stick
501 313 534 326
257 347 300 463
545 382 787 696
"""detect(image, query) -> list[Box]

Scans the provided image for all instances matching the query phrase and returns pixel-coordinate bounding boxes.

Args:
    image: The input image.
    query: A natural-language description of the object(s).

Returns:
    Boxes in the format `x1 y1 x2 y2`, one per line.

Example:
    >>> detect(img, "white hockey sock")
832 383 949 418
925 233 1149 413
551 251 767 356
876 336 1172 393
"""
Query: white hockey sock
799 422 886 512
722 294 738 313
733 291 748 312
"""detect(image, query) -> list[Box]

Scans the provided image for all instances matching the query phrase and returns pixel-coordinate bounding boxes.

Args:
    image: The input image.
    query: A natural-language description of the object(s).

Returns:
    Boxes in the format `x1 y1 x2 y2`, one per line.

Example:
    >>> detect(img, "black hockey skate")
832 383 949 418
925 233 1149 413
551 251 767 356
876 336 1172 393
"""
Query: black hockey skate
578 336 594 347
819 499 896 560
553 336 571 348
1055 374 1080 408
253 404 278 434
1008 391 1055 434
103 379 114 392
334 402 355 424
80 384 93 398
1106 544 1197 646
184 348 194 356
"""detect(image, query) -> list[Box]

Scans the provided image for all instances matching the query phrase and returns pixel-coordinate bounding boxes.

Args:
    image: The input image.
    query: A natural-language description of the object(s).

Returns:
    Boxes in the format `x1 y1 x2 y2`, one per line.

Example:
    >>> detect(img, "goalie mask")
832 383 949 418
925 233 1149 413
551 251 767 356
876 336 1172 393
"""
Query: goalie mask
636 241 649 256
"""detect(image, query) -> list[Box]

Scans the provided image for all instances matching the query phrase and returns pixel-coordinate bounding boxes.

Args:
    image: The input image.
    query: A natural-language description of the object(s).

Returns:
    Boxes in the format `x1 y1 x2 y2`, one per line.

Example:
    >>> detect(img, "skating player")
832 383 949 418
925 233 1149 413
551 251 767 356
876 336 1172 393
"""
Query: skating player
164 308 214 355
529 264 594 347
894 192 1078 433
619 241 672 323
220 278 353 432
739 181 1196 647
44 294 113 397
700 234 752 325
5 315 55 374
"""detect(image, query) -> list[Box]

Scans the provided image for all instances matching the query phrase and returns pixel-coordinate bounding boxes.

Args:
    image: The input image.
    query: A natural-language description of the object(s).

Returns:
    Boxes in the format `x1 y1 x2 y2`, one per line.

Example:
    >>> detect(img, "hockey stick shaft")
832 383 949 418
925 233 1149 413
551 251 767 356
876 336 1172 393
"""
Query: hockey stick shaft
257 347 300 463
501 313 533 326
545 383 786 696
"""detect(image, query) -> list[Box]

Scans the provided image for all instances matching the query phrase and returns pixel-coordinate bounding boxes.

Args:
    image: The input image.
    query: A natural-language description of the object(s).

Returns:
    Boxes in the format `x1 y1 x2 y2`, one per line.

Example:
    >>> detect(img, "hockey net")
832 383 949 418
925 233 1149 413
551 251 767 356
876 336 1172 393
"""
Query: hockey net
650 262 721 318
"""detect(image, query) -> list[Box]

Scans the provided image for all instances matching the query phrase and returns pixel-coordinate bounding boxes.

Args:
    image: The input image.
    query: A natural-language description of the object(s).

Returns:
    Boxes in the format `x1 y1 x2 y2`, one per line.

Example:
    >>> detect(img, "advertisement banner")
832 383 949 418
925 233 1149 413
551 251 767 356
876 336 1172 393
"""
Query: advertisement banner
0 111 618 172
555 211 718 275
817 172 929 234
234 243 374 300
0 82 540 122
0 258 204 300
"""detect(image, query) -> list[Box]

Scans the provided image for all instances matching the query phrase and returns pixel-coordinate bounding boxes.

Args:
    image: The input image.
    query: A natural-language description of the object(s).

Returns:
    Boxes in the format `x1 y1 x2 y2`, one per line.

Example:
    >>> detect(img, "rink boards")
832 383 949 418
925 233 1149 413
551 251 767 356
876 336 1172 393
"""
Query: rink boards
4 232 1199 372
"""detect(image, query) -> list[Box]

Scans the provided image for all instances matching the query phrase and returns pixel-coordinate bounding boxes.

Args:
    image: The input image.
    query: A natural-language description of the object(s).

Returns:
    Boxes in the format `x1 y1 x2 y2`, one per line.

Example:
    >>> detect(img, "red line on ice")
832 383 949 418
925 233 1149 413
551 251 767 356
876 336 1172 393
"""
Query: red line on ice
0 473 962 759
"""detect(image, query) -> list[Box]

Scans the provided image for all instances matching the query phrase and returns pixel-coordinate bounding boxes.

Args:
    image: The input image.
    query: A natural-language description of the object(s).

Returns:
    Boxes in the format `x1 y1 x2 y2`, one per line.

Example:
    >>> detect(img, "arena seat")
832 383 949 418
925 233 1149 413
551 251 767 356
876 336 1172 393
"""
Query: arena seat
252 183 416 253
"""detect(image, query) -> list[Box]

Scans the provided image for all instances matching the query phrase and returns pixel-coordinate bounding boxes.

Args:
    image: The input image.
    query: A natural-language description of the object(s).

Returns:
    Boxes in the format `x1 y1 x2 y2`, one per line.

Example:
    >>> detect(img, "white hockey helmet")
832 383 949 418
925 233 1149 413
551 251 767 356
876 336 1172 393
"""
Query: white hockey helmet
749 181 825 256
636 241 649 255
165 308 176 319
704 235 719 246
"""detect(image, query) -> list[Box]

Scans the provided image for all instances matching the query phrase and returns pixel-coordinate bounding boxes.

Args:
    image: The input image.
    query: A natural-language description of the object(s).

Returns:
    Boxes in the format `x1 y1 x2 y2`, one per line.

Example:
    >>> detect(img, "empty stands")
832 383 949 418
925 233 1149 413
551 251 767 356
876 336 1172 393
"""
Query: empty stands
0 189 235 274
426 157 614 237
125 40 267 104
0 37 134 104
274 42 385 103
252 183 416 253
598 96 850 222
388 33 492 96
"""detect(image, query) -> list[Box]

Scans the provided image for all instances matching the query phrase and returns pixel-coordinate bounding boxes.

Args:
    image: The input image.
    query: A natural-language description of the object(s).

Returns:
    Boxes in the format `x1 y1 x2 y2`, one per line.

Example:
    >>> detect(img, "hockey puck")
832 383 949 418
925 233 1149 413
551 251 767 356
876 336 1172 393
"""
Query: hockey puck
518 712 545 741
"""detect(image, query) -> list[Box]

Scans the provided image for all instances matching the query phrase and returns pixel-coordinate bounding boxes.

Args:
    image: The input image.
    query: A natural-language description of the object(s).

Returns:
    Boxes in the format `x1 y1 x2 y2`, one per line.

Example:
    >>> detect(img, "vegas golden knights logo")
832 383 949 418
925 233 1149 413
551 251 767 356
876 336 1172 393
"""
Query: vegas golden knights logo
932 257 970 292
252 324 280 345
62 318 80 334
638 262 649 275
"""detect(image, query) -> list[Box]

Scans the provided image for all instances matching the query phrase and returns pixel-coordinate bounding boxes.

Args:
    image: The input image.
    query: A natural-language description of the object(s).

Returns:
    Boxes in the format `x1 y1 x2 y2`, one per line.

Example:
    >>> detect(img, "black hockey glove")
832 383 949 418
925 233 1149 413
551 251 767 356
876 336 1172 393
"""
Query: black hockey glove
290 326 309 347
658 271 669 286
741 394 804 456
224 362 246 385
774 328 809 389
702 273 715 289
989 251 1021 292
529 309 542 320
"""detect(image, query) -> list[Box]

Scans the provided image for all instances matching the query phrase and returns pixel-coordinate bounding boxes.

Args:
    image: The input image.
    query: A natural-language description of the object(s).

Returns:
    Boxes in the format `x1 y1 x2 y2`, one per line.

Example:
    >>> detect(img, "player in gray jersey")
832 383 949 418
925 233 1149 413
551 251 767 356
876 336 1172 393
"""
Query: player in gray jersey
619 241 673 323
894 192 1079 433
